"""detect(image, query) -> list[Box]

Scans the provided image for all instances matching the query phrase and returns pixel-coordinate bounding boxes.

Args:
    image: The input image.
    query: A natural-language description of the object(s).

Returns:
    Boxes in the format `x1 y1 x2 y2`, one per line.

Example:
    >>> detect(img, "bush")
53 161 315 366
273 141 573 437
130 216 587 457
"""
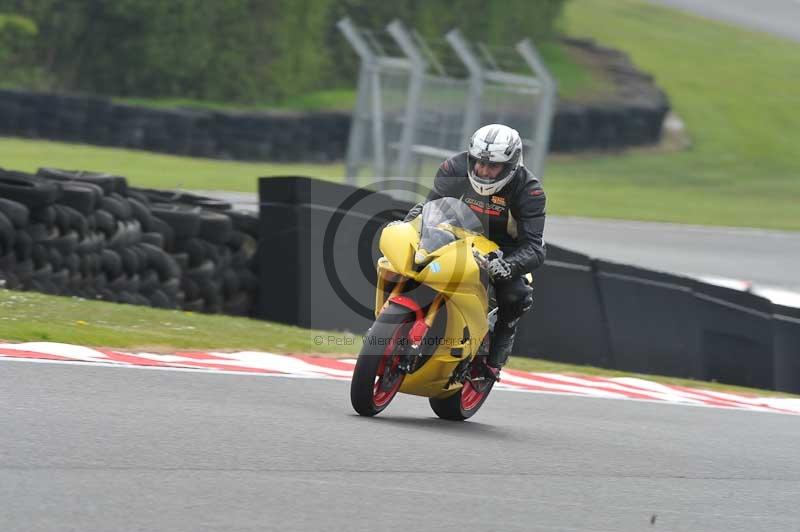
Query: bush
0 13 49 88
0 0 569 103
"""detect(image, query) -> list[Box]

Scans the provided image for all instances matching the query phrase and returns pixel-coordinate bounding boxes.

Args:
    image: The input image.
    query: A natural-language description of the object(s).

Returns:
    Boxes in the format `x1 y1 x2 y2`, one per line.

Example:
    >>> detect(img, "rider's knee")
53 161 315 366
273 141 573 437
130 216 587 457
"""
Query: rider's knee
497 278 534 318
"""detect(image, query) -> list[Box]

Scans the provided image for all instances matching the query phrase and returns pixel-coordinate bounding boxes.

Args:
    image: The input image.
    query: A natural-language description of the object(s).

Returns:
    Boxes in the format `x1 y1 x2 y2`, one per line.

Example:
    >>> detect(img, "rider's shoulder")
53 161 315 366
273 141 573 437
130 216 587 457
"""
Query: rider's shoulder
514 166 544 193
437 151 469 177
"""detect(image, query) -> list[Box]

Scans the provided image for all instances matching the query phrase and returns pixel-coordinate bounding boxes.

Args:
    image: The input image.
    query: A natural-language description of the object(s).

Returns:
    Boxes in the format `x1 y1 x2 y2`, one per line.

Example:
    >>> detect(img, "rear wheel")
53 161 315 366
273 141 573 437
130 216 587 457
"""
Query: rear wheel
350 303 414 416
429 358 495 421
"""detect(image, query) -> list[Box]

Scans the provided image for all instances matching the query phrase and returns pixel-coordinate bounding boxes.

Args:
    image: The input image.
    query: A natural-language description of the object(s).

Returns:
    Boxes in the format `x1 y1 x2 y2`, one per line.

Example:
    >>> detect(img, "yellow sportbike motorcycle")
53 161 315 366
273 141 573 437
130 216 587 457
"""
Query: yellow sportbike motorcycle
350 197 505 420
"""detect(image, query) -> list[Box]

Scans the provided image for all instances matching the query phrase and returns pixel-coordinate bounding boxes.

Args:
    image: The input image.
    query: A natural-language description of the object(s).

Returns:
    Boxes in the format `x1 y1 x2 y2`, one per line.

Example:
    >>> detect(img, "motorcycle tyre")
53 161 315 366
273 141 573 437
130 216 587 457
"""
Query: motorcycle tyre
429 366 495 421
350 303 413 417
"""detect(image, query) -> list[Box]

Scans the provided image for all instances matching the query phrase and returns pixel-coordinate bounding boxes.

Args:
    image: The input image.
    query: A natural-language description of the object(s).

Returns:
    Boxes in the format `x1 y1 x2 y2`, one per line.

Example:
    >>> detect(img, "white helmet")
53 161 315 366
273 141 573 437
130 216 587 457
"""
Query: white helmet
467 123 523 196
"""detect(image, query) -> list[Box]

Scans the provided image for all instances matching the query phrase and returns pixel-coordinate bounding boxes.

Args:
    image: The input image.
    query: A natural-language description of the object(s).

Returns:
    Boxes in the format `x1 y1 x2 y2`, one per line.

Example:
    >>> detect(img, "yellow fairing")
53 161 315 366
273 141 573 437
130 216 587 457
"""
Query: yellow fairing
379 220 419 277
376 222 499 398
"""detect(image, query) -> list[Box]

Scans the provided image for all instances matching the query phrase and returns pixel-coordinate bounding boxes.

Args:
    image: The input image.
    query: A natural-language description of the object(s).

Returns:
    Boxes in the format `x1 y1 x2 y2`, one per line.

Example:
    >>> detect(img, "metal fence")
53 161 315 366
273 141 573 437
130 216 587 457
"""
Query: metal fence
338 18 556 193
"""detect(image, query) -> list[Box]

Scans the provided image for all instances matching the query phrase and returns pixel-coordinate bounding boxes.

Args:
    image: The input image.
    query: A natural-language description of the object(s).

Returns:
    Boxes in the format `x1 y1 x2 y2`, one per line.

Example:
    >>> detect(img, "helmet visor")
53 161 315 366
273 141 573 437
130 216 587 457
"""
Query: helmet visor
469 156 511 181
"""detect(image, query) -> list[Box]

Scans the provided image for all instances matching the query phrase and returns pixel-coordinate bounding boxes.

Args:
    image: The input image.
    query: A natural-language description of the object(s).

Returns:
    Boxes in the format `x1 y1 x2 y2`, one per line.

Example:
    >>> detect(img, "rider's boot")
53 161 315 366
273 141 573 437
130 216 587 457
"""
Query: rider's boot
488 321 517 369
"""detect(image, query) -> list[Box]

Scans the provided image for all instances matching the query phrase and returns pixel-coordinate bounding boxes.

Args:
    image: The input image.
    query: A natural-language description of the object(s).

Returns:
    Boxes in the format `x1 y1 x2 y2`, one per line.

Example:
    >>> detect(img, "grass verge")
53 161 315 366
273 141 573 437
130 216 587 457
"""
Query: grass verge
0 137 344 191
0 288 794 398
0 288 359 355
544 0 800 231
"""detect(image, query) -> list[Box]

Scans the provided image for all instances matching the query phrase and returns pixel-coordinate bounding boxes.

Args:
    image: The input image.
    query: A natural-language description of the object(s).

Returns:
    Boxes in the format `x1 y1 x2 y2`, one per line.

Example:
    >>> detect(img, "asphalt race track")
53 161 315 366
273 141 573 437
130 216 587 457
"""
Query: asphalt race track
648 0 800 43
2 361 799 532
545 217 800 295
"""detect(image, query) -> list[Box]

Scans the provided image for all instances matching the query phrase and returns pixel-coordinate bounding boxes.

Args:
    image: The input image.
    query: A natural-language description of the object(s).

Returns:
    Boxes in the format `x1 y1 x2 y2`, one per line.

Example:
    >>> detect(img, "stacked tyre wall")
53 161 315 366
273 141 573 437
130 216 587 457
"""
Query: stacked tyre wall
0 90 349 162
0 86 668 162
0 168 259 316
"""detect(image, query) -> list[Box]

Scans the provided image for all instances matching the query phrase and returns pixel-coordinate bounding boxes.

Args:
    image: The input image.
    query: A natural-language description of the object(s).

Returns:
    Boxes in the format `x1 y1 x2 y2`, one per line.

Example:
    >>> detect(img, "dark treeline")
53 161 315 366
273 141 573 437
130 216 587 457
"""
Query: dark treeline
0 0 567 104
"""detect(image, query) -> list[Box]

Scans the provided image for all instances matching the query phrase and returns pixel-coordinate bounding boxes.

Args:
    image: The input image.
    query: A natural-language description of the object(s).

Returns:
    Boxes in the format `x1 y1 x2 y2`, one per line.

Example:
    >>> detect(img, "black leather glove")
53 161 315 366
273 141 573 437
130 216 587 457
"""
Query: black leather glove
487 257 512 281
403 202 424 222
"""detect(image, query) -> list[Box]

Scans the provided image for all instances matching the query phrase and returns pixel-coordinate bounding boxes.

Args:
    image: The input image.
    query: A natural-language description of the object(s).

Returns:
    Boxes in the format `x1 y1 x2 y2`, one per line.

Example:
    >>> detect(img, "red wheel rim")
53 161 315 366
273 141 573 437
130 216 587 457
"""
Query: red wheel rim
460 364 490 411
460 380 485 411
372 323 409 407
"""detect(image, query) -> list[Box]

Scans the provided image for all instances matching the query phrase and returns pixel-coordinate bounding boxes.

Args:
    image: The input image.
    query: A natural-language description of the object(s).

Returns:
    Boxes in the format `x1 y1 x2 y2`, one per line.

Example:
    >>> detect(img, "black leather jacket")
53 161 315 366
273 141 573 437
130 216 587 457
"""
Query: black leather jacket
404 151 546 276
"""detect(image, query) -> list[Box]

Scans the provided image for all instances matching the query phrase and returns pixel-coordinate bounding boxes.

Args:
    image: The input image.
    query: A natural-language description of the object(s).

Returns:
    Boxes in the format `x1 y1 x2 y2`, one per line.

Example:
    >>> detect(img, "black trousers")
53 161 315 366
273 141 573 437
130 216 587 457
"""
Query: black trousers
493 275 534 329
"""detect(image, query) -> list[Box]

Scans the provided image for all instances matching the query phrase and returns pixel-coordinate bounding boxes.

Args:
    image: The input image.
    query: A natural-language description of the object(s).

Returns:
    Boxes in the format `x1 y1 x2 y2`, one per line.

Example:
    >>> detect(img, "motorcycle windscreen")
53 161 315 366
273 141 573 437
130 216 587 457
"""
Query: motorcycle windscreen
419 197 483 255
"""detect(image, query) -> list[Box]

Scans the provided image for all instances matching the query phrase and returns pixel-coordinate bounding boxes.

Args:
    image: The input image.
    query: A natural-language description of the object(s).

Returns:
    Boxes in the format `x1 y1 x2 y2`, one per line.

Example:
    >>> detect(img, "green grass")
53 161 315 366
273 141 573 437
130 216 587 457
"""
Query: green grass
0 137 344 191
538 40 616 102
0 288 794 397
542 0 800 230
0 289 359 354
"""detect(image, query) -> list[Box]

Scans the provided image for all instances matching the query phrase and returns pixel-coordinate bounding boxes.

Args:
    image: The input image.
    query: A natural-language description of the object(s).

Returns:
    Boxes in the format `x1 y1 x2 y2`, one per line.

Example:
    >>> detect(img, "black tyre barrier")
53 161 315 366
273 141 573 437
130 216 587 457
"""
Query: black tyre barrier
0 212 14 257
185 259 215 282
197 210 233 245
148 289 175 309
47 230 79 255
139 270 160 294
149 203 201 239
0 166 260 317
0 198 30 228
1 75 667 161
91 209 116 238
59 182 99 215
140 231 165 248
129 187 233 211
128 198 155 231
100 195 133 220
139 243 181 281
53 205 88 236
101 249 123 279
37 167 128 196
30 204 57 225
226 210 260 238
0 170 62 208
14 230 32 261
26 223 58 243
149 217 176 252
174 238 208 268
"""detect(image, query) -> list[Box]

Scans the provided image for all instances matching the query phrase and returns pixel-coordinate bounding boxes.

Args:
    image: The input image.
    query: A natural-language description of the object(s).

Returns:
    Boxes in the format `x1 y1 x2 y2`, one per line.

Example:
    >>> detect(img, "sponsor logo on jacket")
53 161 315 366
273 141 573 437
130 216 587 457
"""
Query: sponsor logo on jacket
464 196 505 217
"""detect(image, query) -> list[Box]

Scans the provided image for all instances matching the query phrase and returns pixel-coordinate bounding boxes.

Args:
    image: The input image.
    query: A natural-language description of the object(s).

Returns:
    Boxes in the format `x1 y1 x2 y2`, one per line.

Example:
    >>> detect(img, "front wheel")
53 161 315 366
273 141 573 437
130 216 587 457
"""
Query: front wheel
350 303 414 416
429 360 495 421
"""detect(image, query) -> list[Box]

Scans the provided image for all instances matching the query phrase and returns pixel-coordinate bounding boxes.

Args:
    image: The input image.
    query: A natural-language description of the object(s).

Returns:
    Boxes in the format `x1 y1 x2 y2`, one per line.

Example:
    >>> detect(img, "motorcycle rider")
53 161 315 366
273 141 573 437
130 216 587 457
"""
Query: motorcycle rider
403 123 546 370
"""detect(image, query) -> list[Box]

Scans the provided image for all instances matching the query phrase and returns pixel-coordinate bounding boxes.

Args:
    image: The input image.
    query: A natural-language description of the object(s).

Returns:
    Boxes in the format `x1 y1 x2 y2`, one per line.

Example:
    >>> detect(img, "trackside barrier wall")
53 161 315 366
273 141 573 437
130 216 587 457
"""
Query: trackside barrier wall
773 305 800 393
256 177 396 332
692 282 775 390
594 260 702 378
256 177 799 392
514 246 613 368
